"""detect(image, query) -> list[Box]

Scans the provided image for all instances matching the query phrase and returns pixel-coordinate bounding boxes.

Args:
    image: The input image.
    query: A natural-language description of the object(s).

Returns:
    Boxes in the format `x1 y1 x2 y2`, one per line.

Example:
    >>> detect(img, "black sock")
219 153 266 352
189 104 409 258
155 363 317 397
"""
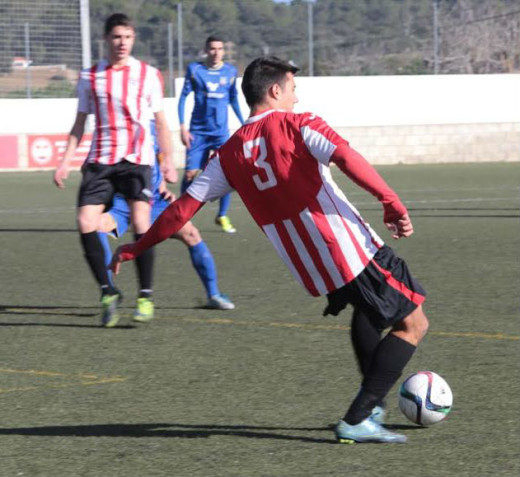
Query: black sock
344 334 416 425
80 232 116 295
134 233 154 298
350 308 386 408
351 308 382 377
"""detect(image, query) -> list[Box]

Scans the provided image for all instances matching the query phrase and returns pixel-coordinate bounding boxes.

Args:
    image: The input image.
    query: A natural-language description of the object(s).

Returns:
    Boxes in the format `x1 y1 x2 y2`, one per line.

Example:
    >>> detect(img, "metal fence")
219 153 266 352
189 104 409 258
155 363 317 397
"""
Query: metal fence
1 0 519 99
0 0 83 98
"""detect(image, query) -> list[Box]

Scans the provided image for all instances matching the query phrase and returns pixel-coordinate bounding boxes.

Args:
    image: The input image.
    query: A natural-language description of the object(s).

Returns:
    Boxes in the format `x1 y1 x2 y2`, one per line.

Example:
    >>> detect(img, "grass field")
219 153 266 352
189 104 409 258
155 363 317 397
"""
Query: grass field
0 163 518 477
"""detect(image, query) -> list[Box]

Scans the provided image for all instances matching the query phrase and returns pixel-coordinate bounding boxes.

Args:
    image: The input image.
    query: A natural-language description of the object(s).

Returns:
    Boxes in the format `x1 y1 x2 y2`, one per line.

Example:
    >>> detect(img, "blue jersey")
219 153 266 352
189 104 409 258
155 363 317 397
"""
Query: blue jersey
178 62 243 136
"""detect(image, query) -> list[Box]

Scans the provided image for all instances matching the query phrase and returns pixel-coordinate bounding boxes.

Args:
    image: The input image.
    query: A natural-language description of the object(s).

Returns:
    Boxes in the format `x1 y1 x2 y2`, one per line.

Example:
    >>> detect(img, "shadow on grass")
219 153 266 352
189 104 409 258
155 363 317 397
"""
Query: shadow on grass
0 305 136 329
0 422 337 444
0 421 423 444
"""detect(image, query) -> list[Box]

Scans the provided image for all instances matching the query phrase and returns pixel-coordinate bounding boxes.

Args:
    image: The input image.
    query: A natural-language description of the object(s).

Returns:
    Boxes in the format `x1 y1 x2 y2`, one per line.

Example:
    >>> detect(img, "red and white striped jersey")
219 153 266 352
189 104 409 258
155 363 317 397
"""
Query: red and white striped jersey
77 56 164 166
187 109 384 297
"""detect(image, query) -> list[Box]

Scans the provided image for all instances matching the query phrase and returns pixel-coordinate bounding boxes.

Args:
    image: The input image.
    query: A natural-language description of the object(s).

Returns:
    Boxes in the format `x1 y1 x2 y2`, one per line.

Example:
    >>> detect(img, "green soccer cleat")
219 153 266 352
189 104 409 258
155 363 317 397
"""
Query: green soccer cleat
133 297 154 323
101 293 121 328
215 215 236 234
335 418 407 444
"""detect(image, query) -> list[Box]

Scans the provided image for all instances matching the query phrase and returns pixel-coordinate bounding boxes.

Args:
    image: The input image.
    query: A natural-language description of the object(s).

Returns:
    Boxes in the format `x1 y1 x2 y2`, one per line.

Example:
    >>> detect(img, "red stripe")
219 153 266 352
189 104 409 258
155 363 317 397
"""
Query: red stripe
105 67 118 165
309 206 356 283
90 64 102 164
321 185 374 267
291 214 336 292
275 222 319 296
371 259 425 305
135 62 147 164
121 67 133 157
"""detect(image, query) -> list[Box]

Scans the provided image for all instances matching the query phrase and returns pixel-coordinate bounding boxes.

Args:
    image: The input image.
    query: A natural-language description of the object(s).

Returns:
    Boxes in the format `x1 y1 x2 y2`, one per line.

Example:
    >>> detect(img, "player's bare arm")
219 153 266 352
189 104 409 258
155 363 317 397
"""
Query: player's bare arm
179 124 193 149
330 143 412 240
154 111 177 184
53 112 88 189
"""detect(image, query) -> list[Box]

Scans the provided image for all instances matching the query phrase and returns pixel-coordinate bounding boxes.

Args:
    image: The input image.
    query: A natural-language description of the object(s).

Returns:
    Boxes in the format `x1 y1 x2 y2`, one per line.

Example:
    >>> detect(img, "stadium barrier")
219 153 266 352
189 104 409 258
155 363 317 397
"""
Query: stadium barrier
1 74 519 170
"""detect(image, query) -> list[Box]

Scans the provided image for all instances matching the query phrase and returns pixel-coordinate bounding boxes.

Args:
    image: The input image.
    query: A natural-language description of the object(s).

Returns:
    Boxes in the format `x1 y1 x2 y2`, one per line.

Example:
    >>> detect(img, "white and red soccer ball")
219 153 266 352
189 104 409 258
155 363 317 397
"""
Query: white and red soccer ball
398 371 453 426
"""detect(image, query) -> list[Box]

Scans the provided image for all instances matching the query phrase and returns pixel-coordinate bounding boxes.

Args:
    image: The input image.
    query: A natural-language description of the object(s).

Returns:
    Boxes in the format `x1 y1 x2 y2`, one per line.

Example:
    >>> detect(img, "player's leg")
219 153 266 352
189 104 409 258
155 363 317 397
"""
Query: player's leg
118 162 155 322
334 246 427 443
97 194 131 292
212 134 236 233
180 134 206 194
77 164 121 327
78 203 114 293
350 307 386 422
130 199 155 322
173 221 235 310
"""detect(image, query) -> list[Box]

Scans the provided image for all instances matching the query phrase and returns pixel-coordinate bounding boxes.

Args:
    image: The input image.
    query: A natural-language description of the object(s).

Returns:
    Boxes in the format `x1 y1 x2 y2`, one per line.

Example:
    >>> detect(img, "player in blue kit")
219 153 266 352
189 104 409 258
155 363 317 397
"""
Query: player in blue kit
178 35 244 233
97 122 235 325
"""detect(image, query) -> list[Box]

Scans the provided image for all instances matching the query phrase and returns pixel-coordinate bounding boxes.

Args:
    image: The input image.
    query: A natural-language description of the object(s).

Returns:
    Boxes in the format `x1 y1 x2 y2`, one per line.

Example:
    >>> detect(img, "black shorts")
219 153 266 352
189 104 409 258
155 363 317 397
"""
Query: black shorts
77 161 152 208
324 246 426 329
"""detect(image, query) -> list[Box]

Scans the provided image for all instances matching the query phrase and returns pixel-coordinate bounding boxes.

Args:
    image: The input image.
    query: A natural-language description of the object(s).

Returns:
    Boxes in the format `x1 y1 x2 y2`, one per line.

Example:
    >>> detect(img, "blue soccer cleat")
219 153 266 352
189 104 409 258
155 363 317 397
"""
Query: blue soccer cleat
335 418 407 444
207 293 235 310
370 405 387 424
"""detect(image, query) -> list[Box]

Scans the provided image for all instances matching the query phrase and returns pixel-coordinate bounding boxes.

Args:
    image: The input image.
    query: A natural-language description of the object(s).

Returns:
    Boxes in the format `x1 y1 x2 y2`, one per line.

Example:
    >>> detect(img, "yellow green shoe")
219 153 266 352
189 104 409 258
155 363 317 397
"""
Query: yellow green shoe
215 215 236 233
133 297 154 323
101 294 121 328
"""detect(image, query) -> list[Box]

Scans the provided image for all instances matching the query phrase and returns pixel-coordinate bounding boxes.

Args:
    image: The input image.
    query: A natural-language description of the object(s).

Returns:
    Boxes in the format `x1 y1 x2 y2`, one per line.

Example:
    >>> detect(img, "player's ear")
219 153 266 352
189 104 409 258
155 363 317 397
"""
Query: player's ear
269 83 282 100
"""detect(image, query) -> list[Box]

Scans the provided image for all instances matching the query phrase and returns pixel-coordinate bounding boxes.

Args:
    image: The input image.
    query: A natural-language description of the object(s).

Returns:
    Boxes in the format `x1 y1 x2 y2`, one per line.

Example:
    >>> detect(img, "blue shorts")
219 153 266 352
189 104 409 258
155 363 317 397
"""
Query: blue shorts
185 133 229 171
108 194 169 238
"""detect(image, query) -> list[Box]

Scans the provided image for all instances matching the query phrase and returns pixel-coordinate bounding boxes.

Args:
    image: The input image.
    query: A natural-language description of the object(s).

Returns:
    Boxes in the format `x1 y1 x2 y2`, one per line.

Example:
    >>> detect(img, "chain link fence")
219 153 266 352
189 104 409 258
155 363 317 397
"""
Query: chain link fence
1 0 519 99
0 0 82 98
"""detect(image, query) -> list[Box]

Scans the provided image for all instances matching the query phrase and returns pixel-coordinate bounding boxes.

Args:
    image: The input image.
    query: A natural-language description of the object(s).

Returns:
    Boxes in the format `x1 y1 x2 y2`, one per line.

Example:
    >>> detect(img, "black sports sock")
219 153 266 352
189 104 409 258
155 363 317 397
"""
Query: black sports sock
350 308 382 377
80 232 117 295
134 233 154 298
344 334 416 425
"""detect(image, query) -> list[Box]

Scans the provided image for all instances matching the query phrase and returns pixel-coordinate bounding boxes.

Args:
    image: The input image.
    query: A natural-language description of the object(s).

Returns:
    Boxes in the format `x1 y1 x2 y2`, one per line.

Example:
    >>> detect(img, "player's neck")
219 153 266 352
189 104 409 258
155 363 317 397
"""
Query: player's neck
206 60 223 70
251 101 283 116
108 56 131 69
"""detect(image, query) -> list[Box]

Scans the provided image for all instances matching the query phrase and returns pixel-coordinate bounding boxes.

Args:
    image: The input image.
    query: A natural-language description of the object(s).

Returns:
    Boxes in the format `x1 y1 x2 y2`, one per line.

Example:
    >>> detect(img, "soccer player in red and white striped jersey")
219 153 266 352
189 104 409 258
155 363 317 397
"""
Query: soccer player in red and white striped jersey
54 13 176 327
111 56 429 443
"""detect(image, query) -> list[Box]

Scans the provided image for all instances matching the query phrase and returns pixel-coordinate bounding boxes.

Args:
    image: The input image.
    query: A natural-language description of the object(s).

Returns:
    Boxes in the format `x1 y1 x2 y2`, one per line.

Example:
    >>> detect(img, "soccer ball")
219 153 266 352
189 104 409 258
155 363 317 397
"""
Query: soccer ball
398 371 453 426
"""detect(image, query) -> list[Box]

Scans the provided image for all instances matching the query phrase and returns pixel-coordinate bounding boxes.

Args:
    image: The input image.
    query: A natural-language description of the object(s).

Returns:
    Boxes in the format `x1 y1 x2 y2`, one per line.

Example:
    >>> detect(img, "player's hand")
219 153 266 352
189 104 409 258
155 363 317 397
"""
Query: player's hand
158 181 176 203
53 163 69 189
180 127 193 149
161 161 178 184
109 243 136 275
385 214 414 240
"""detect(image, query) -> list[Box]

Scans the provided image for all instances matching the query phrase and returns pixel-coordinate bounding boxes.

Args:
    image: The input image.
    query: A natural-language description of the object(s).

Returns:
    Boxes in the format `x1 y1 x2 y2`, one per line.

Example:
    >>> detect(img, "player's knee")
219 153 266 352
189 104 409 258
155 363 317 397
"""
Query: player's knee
98 213 116 233
184 169 202 184
175 222 201 247
407 307 429 343
77 213 99 233
393 306 429 345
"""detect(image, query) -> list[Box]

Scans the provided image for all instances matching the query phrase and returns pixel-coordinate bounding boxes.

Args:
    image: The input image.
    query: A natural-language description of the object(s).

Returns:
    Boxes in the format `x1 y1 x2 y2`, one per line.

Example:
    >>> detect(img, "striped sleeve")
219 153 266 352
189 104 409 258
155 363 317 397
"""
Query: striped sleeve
300 113 349 165
76 69 93 114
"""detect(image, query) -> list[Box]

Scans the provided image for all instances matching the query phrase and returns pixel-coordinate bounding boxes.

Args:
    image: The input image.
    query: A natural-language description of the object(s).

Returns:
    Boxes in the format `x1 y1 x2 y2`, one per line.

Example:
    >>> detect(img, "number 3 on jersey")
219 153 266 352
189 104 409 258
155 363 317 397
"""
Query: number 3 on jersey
243 137 277 191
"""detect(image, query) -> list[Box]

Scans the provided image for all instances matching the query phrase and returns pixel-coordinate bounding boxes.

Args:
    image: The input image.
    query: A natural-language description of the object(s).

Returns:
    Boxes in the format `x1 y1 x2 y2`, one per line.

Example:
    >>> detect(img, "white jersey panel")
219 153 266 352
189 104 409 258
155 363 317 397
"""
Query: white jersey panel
301 125 338 165
186 155 234 202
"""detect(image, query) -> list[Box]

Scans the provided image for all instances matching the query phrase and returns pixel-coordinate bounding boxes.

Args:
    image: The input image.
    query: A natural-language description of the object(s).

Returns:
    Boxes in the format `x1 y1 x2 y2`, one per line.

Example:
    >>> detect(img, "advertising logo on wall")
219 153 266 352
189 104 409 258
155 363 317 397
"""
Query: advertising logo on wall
27 134 92 168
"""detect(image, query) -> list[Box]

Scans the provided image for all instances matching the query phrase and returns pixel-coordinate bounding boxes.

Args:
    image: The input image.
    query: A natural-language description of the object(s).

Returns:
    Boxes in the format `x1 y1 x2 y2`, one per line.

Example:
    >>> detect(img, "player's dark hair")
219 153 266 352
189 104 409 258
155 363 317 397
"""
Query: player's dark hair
205 35 224 47
241 56 299 107
104 13 134 36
